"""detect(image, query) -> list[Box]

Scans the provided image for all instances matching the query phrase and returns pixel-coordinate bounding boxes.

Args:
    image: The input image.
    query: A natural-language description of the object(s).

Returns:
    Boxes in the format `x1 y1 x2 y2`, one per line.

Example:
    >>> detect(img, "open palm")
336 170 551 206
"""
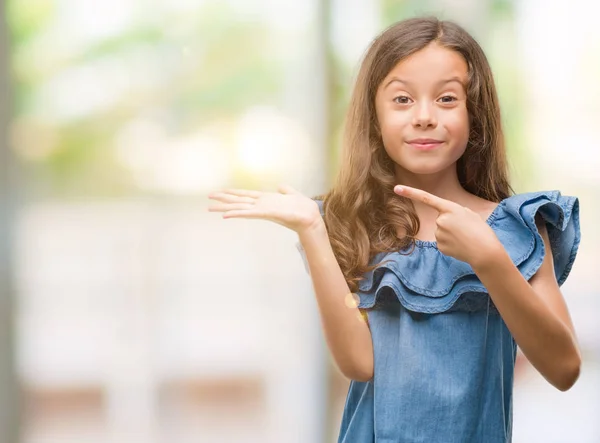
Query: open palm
208 185 322 234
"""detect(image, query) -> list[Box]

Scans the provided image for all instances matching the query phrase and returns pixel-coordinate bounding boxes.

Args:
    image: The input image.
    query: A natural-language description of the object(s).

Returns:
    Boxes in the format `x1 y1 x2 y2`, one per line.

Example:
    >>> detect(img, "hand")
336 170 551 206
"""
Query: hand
394 185 503 267
208 185 323 235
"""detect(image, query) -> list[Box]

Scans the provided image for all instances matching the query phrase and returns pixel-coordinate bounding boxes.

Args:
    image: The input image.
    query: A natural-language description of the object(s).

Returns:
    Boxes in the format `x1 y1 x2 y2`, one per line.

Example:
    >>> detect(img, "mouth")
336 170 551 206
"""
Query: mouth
406 139 444 151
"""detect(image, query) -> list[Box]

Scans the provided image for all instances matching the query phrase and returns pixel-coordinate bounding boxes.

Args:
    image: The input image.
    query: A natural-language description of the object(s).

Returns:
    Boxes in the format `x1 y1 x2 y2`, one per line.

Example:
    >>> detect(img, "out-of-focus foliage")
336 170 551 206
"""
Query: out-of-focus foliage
8 0 284 198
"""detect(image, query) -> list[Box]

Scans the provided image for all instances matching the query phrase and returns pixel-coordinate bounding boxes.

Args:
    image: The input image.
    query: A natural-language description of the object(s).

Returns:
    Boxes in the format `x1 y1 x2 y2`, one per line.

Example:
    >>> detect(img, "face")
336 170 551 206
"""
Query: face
374 42 470 178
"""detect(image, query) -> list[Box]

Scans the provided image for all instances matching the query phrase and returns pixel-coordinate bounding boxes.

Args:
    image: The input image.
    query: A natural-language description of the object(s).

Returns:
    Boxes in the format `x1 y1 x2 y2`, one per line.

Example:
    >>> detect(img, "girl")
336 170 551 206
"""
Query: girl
208 17 581 443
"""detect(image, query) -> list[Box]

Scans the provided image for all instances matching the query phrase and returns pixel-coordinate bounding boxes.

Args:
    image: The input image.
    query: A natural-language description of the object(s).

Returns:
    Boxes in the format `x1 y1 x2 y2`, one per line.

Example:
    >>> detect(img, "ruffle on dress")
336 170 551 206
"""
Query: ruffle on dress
356 191 580 313
297 191 580 314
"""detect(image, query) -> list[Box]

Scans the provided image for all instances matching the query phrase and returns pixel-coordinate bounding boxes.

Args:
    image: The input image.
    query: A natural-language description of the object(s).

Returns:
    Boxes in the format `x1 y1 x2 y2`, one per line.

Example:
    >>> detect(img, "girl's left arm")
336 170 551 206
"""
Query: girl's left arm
393 185 581 391
472 215 581 392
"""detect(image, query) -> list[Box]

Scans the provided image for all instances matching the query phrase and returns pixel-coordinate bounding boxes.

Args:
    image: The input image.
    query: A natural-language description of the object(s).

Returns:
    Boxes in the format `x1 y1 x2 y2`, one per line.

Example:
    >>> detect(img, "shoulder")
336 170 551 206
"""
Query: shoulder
469 190 575 217
492 189 580 286
494 190 579 232
466 195 501 220
499 189 578 209
494 189 579 232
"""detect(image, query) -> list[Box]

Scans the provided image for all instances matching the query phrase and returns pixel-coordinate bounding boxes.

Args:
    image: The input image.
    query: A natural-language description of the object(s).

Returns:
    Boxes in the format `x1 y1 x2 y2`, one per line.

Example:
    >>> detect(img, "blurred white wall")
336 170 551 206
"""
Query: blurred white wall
512 1 600 442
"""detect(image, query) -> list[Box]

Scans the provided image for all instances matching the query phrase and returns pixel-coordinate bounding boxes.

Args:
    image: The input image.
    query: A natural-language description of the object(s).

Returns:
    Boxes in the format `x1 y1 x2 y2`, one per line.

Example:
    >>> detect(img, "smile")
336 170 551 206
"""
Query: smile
406 141 444 151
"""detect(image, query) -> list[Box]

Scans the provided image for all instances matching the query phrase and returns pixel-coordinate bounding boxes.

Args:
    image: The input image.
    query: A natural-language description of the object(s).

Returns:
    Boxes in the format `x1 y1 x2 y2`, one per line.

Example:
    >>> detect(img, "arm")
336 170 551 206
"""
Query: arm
393 185 582 391
299 220 374 382
472 216 581 391
207 186 374 381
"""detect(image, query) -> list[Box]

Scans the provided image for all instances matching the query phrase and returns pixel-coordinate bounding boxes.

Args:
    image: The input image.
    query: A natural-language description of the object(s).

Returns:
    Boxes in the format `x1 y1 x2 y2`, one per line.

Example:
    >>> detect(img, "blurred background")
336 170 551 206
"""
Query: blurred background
0 0 599 442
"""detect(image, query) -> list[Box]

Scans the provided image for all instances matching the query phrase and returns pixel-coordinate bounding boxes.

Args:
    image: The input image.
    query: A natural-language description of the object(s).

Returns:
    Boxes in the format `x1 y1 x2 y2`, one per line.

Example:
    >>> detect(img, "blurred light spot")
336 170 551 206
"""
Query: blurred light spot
116 119 231 194
235 106 312 183
56 0 136 47
154 135 228 193
38 58 133 121
115 119 166 171
10 116 60 161
344 293 359 309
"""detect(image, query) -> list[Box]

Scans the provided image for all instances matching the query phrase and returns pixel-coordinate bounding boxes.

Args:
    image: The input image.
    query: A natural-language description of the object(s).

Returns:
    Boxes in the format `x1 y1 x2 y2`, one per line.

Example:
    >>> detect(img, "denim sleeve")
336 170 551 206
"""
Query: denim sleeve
502 190 580 286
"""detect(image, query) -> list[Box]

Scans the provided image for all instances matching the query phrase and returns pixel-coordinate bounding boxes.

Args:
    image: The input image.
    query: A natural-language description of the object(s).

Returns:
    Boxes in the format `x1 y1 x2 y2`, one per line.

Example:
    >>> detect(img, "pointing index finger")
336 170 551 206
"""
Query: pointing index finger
394 185 456 212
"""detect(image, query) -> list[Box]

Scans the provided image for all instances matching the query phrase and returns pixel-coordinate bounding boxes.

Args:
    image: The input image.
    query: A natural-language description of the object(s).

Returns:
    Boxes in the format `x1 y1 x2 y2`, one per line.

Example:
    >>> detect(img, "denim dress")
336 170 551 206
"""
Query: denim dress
298 191 580 443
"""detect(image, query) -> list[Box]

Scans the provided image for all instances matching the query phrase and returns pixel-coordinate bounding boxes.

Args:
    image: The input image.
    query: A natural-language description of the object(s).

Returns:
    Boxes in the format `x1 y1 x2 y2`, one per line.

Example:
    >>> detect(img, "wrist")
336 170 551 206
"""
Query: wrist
470 239 508 274
298 217 327 244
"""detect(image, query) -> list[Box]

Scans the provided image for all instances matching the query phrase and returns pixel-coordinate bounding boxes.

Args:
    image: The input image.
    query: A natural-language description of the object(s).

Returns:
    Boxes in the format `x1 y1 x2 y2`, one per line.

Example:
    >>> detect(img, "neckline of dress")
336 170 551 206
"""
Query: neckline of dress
412 196 511 249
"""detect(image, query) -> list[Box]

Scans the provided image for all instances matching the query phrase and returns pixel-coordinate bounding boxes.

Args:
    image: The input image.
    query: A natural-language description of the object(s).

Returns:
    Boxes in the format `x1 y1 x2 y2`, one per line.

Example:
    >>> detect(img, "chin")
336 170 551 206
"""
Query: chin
398 161 454 176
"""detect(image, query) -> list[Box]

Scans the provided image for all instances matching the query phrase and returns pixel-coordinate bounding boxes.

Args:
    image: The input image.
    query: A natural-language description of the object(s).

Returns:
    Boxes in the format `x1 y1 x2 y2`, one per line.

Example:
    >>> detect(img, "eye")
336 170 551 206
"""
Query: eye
393 96 412 104
438 95 457 103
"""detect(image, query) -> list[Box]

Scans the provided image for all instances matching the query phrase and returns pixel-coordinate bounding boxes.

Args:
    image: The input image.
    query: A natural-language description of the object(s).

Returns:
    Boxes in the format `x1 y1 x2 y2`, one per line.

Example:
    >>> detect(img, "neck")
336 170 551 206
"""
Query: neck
394 164 468 202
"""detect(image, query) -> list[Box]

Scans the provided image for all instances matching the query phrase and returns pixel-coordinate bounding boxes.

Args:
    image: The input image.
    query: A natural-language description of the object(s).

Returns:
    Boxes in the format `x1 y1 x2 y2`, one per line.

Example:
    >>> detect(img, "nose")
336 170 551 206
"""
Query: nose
412 102 437 128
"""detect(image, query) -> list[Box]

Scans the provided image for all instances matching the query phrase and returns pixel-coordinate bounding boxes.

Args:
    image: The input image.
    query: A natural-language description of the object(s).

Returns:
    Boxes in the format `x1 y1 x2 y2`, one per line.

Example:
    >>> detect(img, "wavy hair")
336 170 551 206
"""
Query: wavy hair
320 17 513 293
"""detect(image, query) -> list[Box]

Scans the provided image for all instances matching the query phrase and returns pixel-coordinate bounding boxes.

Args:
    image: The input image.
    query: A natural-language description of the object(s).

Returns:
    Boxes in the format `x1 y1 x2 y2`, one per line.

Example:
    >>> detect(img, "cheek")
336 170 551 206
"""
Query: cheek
383 114 411 131
377 108 411 142
443 108 470 140
443 110 470 160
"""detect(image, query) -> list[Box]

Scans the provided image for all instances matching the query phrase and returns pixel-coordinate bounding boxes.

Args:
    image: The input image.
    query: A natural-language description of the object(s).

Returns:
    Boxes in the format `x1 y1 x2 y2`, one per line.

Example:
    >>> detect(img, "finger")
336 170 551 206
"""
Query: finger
208 192 255 204
394 185 456 212
219 189 262 199
222 209 270 219
278 184 299 195
208 203 254 213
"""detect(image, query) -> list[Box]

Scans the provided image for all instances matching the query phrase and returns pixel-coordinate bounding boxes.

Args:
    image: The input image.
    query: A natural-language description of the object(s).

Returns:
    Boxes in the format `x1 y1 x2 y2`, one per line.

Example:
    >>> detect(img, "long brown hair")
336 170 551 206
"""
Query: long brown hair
321 17 513 292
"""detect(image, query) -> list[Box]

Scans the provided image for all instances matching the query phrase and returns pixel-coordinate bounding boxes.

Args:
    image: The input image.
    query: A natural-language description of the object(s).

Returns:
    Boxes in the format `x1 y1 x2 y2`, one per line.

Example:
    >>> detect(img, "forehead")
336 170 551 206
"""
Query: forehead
383 43 468 87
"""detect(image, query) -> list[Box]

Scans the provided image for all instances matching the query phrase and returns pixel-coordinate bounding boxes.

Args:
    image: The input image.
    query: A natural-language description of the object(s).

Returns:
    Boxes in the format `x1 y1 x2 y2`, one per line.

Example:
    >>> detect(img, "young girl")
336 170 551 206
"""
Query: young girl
208 17 581 443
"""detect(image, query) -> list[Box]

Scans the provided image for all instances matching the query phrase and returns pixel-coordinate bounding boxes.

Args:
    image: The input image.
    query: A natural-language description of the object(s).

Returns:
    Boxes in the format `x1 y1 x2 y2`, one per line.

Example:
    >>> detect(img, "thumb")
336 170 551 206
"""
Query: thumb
278 184 299 195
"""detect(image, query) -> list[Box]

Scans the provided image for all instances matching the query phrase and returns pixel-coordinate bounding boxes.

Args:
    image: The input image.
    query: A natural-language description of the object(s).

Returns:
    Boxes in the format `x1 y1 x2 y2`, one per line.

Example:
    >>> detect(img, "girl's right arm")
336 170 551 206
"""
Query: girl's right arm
298 220 374 382
208 185 374 381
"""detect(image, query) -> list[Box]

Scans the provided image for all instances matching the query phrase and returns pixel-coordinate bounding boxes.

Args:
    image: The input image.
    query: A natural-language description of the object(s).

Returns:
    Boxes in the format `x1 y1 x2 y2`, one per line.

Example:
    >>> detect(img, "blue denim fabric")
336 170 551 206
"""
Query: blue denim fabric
298 191 580 443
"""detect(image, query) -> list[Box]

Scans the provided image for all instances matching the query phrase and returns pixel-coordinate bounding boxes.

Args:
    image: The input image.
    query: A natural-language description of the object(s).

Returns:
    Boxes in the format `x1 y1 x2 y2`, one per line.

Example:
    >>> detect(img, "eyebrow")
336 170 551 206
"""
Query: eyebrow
384 76 465 89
